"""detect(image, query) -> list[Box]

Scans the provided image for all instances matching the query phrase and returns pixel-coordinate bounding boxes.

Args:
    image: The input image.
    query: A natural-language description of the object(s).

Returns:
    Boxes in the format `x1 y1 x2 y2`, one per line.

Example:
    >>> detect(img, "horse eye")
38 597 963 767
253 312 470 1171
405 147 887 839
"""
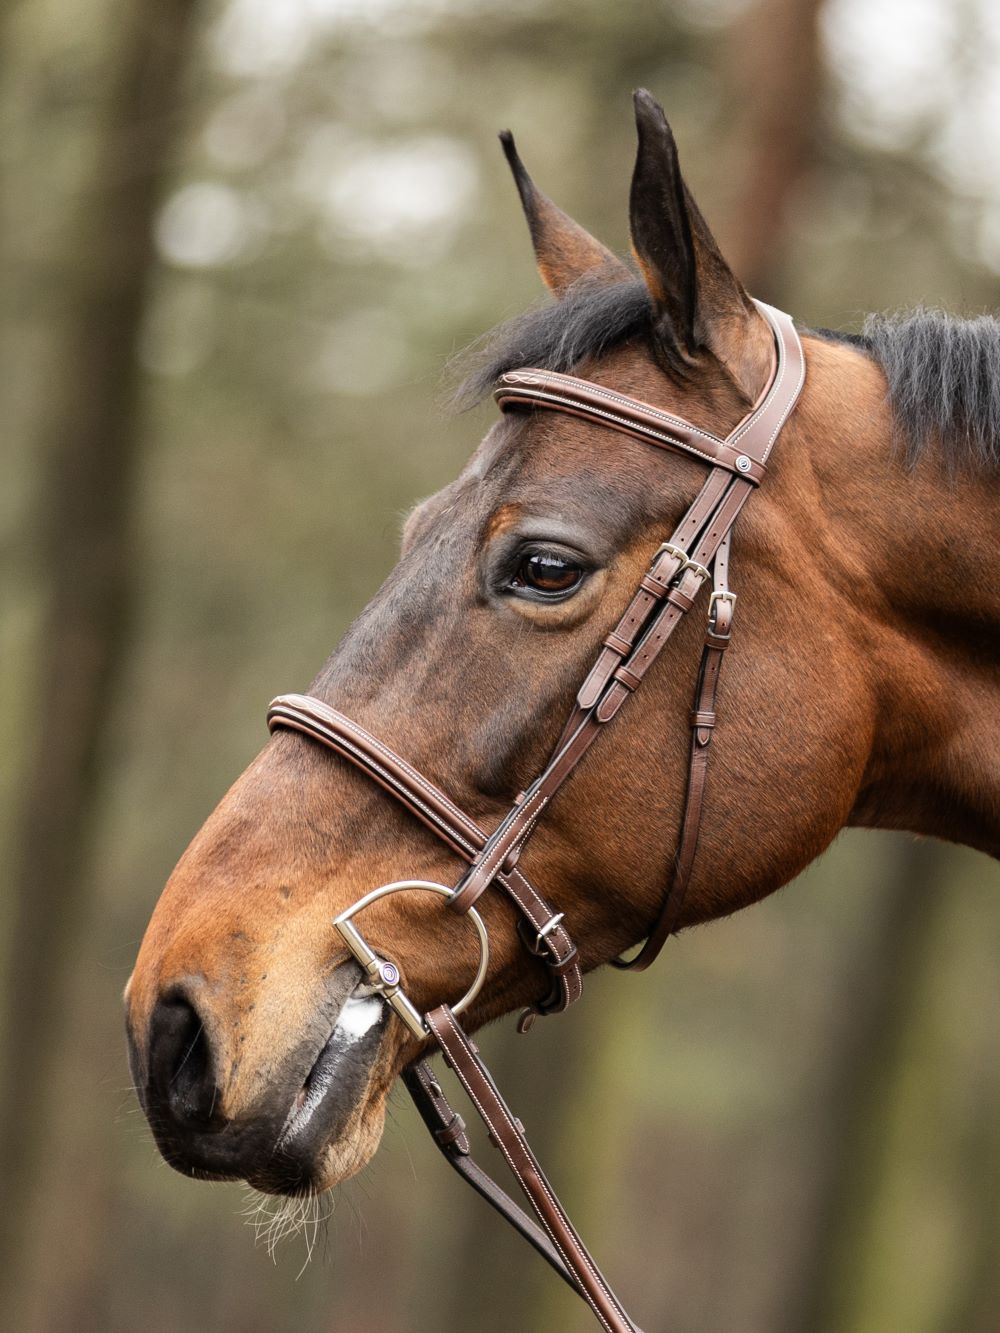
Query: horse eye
510 552 585 598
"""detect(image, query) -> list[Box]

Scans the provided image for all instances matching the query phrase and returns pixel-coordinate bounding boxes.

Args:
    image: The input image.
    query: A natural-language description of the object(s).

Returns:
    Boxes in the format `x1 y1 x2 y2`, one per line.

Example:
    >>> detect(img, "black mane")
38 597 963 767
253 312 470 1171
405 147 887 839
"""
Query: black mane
454 277 659 403
846 309 1000 472
456 282 1000 473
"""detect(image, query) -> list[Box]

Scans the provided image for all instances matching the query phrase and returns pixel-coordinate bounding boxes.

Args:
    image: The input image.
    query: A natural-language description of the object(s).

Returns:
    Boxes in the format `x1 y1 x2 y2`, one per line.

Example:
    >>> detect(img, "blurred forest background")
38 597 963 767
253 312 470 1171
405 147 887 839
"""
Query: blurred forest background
2 0 1000 1330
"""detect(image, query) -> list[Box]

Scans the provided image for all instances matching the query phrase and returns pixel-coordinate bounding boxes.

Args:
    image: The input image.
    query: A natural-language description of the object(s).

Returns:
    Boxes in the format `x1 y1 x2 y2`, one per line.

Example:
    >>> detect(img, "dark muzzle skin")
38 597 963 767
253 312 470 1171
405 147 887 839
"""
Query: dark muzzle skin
127 960 387 1194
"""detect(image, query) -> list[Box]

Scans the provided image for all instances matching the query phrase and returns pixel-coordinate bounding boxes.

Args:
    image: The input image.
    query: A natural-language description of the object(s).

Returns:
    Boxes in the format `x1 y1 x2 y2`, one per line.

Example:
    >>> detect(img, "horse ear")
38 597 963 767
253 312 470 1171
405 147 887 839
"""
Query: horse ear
500 130 629 297
629 89 772 399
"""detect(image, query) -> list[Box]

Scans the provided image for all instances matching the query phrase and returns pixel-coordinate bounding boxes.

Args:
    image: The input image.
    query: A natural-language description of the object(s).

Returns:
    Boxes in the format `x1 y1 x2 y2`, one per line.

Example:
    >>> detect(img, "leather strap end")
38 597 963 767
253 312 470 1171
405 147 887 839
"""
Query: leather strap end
595 681 629 723
577 649 617 710
603 629 633 657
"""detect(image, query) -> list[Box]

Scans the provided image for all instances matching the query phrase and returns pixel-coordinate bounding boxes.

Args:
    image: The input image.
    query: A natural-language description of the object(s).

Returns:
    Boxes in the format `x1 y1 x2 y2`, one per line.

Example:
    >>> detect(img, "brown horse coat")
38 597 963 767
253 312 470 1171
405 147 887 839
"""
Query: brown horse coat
127 92 999 1199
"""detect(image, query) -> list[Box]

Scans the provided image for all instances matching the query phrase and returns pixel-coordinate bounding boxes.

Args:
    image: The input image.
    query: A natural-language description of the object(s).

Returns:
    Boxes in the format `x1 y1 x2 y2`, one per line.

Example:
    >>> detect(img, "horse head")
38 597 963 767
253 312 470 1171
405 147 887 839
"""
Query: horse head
127 91 967 1204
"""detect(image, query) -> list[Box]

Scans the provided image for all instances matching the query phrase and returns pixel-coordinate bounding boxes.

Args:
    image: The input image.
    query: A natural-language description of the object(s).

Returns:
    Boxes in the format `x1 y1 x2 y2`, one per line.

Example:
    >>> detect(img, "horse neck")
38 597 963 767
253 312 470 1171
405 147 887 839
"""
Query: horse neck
802 338 1000 856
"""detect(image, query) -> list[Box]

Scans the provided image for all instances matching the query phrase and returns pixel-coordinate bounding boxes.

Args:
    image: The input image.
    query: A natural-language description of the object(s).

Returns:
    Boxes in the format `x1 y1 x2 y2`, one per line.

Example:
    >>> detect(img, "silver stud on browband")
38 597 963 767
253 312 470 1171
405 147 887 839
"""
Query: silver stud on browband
735 455 752 473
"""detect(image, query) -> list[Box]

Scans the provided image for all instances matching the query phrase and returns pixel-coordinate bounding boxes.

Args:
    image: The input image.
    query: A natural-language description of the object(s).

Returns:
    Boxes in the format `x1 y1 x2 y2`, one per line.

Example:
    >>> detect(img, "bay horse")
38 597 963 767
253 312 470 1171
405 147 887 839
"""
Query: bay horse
126 90 999 1328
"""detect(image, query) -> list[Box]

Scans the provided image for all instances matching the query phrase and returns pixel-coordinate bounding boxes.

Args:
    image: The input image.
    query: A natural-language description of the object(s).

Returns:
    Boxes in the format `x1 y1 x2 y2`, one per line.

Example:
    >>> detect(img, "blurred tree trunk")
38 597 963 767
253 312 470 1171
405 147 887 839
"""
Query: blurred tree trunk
0 1 201 1323
775 838 950 1333
720 0 828 297
943 1077 1000 1333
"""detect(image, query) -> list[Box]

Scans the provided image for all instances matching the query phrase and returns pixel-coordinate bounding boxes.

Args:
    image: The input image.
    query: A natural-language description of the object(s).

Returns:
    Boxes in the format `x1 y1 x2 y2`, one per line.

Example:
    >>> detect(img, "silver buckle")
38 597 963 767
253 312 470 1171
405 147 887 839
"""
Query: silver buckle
708 590 737 615
333 880 489 1040
708 589 737 628
655 541 687 565
533 911 565 955
655 543 710 583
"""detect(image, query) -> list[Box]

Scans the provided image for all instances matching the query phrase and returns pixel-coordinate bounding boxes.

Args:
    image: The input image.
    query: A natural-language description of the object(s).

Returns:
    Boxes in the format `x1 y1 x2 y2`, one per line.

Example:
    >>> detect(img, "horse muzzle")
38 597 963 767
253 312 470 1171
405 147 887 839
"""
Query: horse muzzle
127 960 389 1194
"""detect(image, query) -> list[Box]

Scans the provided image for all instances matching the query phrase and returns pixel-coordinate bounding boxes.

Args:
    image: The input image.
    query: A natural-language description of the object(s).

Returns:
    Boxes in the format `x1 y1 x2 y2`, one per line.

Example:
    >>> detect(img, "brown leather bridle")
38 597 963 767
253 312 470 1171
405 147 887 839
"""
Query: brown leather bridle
266 301 805 1332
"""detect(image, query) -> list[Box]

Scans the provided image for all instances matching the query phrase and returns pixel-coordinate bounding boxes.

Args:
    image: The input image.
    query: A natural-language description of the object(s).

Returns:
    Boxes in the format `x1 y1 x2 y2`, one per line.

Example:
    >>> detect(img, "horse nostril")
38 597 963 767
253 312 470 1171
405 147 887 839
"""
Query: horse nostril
148 986 221 1130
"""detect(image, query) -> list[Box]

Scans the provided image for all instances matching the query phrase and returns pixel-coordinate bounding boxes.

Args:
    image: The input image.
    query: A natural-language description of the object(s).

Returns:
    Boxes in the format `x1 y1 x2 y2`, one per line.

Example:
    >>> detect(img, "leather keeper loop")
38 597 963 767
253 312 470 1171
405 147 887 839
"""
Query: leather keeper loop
501 845 522 874
612 664 641 692
546 945 579 976
640 573 670 599
690 710 716 728
666 586 695 613
435 1112 469 1151
603 630 632 656
517 917 575 969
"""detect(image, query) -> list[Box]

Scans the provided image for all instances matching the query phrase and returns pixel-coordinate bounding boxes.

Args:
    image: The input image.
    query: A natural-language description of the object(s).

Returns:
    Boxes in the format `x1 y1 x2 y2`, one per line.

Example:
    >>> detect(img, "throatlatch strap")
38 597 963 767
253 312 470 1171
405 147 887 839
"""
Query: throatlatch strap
614 530 735 971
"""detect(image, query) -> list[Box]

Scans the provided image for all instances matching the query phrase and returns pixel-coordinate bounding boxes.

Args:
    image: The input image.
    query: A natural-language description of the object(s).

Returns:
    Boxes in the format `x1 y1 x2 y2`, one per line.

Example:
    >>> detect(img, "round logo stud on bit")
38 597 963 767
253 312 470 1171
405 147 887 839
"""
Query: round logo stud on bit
377 960 400 987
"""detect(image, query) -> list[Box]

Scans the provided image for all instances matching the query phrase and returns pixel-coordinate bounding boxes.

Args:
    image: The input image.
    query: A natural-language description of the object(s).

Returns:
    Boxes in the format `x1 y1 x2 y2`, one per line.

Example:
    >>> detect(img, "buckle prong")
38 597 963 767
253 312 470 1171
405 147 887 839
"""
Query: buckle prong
655 541 689 568
533 911 565 955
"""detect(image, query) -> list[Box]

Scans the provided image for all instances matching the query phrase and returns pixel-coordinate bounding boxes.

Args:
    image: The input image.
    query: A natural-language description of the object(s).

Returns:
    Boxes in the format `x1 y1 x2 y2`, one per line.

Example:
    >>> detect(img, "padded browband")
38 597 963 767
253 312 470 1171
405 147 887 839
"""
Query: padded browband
495 370 768 482
493 299 802 485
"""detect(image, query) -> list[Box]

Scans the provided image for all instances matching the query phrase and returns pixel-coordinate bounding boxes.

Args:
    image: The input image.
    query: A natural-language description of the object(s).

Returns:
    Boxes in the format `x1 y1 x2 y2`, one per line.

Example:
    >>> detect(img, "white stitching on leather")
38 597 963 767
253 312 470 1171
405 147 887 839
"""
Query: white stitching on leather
764 339 805 459
473 790 549 887
432 1008 621 1333
305 703 485 842
501 387 728 470
276 717 478 860
429 1012 604 1326
502 370 726 447
275 703 580 1005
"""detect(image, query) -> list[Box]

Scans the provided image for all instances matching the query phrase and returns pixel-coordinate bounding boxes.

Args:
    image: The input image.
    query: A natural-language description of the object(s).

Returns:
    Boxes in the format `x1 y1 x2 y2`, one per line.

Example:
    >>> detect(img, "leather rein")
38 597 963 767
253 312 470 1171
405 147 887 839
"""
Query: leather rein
266 301 805 1332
